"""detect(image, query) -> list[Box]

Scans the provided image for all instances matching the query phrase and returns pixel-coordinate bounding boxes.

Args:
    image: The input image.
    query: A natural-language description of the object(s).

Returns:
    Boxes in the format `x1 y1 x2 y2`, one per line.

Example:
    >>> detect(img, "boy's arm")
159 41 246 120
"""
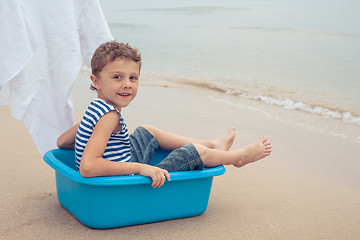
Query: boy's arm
57 123 80 149
79 111 170 188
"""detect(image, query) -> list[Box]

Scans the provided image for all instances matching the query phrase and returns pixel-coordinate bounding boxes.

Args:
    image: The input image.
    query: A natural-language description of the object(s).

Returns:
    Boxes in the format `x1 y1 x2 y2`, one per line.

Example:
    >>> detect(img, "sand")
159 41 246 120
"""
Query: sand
1 85 360 240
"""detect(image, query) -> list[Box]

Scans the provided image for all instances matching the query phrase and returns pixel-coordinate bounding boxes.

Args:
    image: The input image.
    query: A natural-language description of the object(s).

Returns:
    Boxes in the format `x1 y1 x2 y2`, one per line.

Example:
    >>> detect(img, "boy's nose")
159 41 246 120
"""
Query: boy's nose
123 78 131 88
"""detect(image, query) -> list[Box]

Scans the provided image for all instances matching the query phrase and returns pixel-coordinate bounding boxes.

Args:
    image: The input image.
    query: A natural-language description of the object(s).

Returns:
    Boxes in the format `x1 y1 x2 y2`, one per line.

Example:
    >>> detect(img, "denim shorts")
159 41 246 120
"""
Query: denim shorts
129 126 204 172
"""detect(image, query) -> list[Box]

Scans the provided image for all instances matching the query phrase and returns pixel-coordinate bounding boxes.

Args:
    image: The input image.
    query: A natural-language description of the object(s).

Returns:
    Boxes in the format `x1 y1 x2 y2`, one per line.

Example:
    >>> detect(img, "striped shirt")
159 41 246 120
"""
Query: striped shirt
75 98 131 171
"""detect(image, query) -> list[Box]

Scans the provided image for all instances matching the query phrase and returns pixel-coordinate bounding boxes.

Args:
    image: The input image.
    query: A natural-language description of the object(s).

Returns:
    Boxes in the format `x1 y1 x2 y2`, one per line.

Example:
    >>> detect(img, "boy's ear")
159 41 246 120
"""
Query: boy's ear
90 75 100 90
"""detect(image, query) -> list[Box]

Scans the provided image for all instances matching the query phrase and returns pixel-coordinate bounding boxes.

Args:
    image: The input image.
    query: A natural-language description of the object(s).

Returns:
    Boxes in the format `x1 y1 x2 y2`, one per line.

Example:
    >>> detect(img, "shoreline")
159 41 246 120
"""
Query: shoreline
140 71 360 120
1 84 360 239
75 69 360 145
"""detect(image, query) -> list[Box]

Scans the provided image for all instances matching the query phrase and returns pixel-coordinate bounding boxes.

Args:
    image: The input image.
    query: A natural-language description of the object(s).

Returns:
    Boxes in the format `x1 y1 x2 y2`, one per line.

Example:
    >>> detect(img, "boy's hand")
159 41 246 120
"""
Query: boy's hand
139 165 171 188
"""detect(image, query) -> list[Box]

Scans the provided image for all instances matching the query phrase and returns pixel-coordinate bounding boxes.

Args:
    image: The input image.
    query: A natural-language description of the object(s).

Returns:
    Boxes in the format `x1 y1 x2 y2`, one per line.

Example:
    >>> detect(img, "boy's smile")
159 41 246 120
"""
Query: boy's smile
91 58 140 111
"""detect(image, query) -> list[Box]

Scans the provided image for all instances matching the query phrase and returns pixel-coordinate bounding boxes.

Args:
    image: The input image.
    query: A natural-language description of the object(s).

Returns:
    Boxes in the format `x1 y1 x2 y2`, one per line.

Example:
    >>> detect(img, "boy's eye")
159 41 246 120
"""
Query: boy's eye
114 75 121 79
130 76 138 80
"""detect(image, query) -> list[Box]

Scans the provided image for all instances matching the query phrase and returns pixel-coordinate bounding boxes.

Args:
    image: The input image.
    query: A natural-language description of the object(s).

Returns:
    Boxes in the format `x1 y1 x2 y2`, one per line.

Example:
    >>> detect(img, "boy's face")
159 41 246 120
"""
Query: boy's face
91 58 140 111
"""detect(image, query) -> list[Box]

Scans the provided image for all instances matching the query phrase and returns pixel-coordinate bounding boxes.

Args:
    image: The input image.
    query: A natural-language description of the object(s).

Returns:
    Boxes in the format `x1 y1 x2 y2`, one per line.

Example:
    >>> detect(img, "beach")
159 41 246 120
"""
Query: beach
1 79 360 239
2 0 360 239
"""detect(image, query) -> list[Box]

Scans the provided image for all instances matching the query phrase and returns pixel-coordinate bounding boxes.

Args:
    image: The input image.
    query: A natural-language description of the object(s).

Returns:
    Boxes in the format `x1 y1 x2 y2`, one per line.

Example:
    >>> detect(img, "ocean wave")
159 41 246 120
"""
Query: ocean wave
209 95 360 144
224 89 360 126
150 76 360 126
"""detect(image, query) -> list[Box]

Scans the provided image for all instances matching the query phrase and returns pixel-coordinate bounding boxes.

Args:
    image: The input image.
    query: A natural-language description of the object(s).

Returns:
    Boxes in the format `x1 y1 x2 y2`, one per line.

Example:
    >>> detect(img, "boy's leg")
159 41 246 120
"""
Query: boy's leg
193 137 272 168
141 124 235 151
155 143 204 172
129 126 160 165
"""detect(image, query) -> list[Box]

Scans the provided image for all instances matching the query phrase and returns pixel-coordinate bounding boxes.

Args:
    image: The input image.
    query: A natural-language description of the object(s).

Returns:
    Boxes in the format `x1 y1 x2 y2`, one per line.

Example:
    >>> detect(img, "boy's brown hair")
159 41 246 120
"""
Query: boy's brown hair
90 41 142 90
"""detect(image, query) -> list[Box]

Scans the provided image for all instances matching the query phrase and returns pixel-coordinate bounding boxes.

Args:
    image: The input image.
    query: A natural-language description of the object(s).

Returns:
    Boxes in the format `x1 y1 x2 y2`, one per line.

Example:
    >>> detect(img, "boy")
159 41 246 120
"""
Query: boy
57 41 272 188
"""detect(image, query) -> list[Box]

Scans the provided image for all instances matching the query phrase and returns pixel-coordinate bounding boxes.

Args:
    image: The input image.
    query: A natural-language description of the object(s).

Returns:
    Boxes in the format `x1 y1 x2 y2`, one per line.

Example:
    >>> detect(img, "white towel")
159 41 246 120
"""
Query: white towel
0 0 113 155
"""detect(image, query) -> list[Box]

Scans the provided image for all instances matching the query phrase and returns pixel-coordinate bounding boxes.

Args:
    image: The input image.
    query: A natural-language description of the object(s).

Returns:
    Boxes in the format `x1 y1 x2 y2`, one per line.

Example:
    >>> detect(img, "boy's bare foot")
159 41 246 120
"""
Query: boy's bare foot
233 137 272 168
213 127 236 151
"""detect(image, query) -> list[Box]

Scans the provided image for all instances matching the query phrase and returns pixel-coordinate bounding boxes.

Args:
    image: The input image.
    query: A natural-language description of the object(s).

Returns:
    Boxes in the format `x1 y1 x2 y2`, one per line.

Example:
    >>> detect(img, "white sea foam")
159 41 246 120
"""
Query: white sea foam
209 94 360 144
223 89 360 126
142 71 360 127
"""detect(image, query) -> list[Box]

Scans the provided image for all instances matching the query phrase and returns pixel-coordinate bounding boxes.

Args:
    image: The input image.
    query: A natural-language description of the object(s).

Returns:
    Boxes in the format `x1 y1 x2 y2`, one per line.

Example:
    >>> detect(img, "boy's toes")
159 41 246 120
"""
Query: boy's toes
261 136 268 141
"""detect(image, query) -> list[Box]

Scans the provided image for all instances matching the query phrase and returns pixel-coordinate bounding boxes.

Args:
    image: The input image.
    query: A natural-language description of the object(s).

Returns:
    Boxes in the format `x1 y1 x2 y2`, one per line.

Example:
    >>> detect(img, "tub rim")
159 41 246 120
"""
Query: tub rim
43 149 226 187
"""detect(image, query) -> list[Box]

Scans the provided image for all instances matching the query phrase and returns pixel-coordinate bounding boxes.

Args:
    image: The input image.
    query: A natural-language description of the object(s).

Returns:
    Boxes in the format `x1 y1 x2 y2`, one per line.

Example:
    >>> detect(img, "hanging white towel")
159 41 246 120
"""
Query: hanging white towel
0 0 113 155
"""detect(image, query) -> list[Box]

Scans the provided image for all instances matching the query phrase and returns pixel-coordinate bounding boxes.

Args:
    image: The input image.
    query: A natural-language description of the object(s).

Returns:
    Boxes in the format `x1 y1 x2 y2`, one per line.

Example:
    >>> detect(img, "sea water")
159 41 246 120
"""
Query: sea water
98 0 360 143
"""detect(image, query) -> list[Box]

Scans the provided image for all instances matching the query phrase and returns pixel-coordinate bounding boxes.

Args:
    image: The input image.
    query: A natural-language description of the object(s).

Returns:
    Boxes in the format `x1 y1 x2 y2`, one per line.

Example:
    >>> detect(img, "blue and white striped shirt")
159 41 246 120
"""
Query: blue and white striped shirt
75 98 131 171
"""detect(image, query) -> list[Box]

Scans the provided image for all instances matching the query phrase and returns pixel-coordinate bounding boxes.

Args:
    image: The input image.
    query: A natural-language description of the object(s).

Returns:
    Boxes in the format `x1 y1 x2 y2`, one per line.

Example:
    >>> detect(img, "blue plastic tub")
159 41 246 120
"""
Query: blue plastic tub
43 148 225 229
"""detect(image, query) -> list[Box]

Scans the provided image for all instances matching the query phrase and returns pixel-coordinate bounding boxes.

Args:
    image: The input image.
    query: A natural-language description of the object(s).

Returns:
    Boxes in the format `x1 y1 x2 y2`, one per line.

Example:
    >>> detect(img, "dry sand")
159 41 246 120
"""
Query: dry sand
1 86 360 239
